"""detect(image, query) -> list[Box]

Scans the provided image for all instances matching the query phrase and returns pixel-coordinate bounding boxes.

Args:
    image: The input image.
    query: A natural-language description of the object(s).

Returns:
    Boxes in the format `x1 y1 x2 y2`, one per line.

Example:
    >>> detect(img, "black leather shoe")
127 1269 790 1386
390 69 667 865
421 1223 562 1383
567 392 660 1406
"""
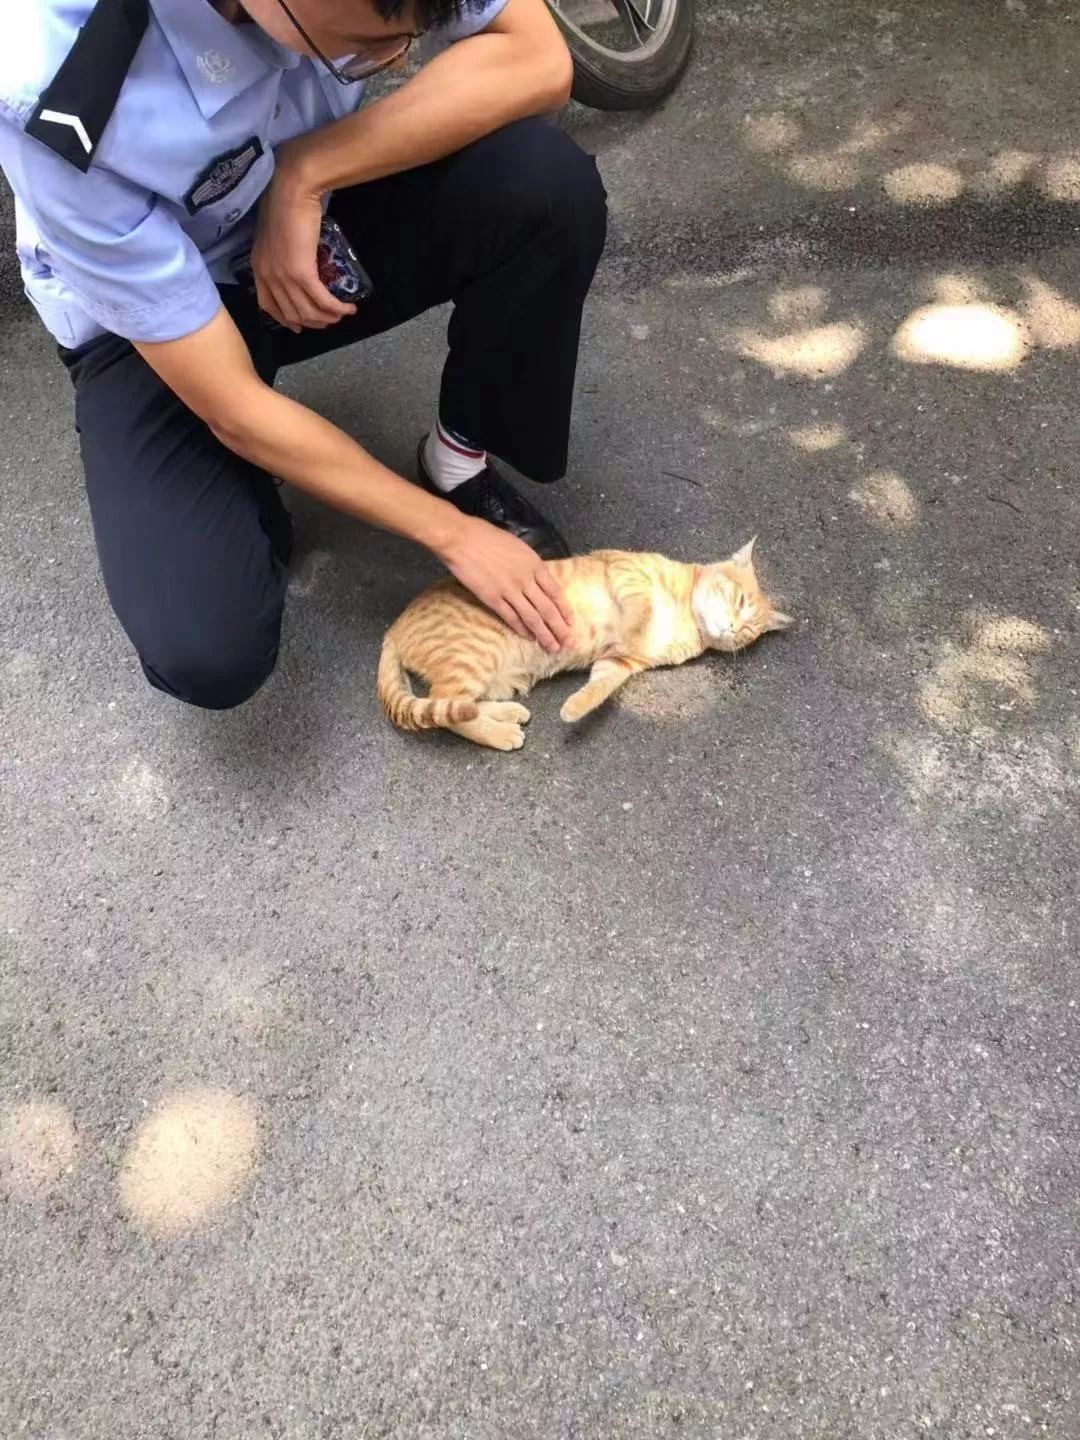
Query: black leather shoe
417 440 571 560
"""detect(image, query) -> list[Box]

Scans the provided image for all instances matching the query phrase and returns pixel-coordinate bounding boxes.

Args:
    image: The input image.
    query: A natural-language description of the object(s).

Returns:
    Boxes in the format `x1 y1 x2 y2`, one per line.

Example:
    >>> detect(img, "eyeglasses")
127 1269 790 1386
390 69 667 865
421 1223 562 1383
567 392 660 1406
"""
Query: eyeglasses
273 0 416 84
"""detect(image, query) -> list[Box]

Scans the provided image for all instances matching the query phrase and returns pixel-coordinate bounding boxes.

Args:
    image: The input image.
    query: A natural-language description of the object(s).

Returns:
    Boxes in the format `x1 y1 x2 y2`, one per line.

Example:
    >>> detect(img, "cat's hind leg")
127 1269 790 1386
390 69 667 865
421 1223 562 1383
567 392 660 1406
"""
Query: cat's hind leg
426 683 527 750
476 666 531 727
478 701 531 724
446 713 527 750
561 657 645 723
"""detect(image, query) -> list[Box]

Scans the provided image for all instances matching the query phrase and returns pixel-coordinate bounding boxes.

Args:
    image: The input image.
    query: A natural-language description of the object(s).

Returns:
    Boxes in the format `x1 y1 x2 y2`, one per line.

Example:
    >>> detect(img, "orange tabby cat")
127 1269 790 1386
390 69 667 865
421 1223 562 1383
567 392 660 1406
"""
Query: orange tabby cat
377 539 792 750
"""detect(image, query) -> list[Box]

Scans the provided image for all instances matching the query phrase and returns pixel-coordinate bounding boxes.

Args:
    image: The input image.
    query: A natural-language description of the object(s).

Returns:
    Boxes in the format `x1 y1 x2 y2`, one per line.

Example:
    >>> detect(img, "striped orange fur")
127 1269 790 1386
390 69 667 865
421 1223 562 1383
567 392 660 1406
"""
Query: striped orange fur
377 540 792 750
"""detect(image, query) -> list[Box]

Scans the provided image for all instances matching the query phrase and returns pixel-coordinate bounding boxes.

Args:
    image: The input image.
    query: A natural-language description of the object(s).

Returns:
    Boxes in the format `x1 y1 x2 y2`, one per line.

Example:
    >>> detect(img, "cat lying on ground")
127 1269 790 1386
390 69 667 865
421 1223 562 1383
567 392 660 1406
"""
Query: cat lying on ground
377 539 792 750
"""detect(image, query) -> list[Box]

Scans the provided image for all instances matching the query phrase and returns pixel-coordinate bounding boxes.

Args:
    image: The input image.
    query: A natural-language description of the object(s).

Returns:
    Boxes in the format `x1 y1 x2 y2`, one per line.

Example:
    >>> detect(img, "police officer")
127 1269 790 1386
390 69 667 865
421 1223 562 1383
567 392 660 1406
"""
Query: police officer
0 0 607 708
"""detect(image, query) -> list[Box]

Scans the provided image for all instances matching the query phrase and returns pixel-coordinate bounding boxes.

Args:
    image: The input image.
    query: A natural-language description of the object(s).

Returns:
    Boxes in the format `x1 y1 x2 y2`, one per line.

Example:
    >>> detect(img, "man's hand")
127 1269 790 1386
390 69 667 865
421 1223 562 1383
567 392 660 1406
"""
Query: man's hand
250 173 356 332
437 515 573 652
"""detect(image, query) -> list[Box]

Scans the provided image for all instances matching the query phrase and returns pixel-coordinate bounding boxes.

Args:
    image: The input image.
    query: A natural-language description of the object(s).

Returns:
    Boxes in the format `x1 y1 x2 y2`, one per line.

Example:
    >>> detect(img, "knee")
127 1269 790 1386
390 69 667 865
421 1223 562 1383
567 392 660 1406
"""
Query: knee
141 635 280 711
480 120 608 259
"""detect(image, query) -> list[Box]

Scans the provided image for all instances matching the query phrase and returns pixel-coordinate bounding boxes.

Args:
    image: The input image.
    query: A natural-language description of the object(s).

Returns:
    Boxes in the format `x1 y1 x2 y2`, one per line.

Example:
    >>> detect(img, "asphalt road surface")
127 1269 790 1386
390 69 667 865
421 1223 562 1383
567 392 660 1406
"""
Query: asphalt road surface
2 2 1078 1437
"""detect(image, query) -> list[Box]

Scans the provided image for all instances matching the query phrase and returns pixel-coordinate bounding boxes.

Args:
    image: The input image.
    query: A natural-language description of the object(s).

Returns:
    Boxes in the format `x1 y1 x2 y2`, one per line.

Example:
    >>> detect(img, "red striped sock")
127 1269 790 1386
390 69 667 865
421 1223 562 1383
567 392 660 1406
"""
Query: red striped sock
424 418 487 493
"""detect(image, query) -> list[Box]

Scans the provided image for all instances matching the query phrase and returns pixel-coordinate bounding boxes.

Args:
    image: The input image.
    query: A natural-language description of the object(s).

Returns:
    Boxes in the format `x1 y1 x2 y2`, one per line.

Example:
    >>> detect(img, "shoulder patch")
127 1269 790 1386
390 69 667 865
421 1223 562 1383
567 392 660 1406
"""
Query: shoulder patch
24 0 149 172
184 137 264 215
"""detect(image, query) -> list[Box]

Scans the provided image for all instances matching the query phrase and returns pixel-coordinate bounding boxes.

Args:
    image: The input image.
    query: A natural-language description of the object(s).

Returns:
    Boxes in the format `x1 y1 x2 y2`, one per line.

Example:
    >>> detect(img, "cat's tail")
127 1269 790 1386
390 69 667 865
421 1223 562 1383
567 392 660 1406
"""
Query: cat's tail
377 634 481 732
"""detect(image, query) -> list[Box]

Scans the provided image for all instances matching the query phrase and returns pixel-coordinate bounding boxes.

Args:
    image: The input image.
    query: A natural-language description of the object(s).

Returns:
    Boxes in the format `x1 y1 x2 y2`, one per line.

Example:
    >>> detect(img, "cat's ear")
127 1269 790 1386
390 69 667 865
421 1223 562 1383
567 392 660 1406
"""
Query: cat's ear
730 536 757 568
767 609 795 632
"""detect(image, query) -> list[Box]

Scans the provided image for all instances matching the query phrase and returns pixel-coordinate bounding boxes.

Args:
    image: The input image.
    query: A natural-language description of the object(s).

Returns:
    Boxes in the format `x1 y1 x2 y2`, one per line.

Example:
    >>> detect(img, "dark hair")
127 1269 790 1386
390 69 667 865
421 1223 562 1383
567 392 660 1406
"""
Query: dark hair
373 0 489 31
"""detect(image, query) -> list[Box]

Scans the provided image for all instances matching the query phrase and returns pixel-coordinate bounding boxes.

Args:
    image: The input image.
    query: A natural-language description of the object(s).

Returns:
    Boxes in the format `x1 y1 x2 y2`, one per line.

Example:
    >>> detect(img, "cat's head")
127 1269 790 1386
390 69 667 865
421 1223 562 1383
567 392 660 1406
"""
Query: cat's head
691 538 793 653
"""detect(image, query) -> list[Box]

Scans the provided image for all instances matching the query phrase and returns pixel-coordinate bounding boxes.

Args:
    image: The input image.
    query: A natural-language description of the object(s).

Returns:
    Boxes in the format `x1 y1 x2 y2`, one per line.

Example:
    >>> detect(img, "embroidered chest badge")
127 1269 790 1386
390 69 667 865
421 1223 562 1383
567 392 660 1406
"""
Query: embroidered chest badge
184 137 265 215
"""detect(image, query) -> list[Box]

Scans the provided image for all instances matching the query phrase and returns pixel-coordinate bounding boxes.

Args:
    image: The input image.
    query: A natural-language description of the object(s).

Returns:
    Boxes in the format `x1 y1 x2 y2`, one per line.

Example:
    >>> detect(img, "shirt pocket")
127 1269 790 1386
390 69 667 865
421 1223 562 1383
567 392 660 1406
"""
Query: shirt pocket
180 139 276 251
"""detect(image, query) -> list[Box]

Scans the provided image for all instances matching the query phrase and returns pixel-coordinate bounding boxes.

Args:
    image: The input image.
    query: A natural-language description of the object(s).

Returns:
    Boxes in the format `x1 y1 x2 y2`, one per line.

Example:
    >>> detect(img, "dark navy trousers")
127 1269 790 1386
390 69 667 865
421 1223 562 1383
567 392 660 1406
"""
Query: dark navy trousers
61 120 607 710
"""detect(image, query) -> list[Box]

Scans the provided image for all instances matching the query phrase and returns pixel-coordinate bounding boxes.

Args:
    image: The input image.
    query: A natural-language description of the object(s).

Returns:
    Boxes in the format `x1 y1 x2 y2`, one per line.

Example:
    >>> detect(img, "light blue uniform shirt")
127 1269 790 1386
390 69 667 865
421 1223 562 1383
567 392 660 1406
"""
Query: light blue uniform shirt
0 0 507 347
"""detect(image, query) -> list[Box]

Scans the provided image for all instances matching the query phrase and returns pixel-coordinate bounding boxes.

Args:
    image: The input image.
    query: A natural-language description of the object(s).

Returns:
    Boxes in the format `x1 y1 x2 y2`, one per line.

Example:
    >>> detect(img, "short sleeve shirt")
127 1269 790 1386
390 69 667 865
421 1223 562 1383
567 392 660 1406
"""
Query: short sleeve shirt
0 0 508 347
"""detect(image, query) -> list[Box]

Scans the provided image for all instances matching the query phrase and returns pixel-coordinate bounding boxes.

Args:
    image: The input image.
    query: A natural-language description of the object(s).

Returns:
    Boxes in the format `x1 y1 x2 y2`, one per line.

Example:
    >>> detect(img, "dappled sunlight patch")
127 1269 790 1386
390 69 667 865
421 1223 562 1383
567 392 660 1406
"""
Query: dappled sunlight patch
1 650 44 701
1067 718 1080 770
975 148 1037 196
1020 276 1080 350
892 302 1030 372
616 661 733 722
840 118 895 156
884 162 964 205
787 422 847 452
849 470 919 533
785 152 862 192
884 725 1080 824
886 730 957 807
768 285 827 326
116 757 169 818
741 111 801 154
917 609 1049 734
756 115 904 194
289 547 334 597
1042 154 1080 202
1 1100 78 1200
733 321 868 379
919 644 1035 730
665 269 754 292
119 1088 259 1238
933 272 987 306
967 612 1051 655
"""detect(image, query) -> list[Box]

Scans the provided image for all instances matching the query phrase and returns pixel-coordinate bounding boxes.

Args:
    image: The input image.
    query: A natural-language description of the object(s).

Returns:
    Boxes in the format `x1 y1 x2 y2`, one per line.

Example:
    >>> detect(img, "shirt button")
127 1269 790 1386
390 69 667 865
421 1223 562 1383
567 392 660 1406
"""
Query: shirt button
225 208 242 223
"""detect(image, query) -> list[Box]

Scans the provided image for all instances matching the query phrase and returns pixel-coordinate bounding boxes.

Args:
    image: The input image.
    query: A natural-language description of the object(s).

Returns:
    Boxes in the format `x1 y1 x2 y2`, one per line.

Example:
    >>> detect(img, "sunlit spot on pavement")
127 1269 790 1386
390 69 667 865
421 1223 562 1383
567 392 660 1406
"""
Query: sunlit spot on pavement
616 662 733 722
116 757 169 818
849 470 919 533
1 1099 78 1200
917 610 1050 733
892 302 1030 372
785 153 862 192
734 320 868 379
1042 153 1080 202
1020 276 1080 349
975 148 1037 196
119 1088 260 1238
741 112 802 154
787 423 847 452
884 163 964 205
768 285 828 326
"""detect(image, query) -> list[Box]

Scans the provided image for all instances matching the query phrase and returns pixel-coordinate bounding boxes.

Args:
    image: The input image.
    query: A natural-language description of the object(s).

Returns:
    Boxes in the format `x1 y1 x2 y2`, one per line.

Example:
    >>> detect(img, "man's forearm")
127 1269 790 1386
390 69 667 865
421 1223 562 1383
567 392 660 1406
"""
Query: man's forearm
214 381 462 554
280 3 572 197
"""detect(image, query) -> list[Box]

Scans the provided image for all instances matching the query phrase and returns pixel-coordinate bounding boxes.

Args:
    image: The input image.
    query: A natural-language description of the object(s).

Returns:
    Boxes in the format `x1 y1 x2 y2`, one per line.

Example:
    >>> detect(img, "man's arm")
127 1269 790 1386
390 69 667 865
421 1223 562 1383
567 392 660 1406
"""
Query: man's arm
135 308 573 651
252 0 572 330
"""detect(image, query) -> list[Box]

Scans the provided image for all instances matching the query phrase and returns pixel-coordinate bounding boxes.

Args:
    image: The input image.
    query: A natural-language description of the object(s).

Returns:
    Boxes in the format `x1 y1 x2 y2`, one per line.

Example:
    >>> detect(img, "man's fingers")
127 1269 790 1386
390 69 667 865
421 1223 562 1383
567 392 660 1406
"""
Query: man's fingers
280 280 331 330
255 279 288 330
510 593 560 653
296 273 355 325
535 565 575 631
492 597 529 640
524 579 571 648
262 274 353 332
267 280 304 332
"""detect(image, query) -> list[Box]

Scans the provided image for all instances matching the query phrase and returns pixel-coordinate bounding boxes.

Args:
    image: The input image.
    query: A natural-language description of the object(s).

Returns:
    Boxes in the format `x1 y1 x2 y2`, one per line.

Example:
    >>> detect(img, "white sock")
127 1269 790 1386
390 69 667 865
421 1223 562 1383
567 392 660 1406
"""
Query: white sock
424 418 487 493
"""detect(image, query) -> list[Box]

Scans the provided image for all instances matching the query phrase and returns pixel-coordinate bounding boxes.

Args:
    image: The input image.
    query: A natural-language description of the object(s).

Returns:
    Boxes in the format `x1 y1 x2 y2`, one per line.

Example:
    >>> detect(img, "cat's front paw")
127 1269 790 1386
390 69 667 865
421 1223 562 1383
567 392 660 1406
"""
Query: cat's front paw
560 692 592 724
